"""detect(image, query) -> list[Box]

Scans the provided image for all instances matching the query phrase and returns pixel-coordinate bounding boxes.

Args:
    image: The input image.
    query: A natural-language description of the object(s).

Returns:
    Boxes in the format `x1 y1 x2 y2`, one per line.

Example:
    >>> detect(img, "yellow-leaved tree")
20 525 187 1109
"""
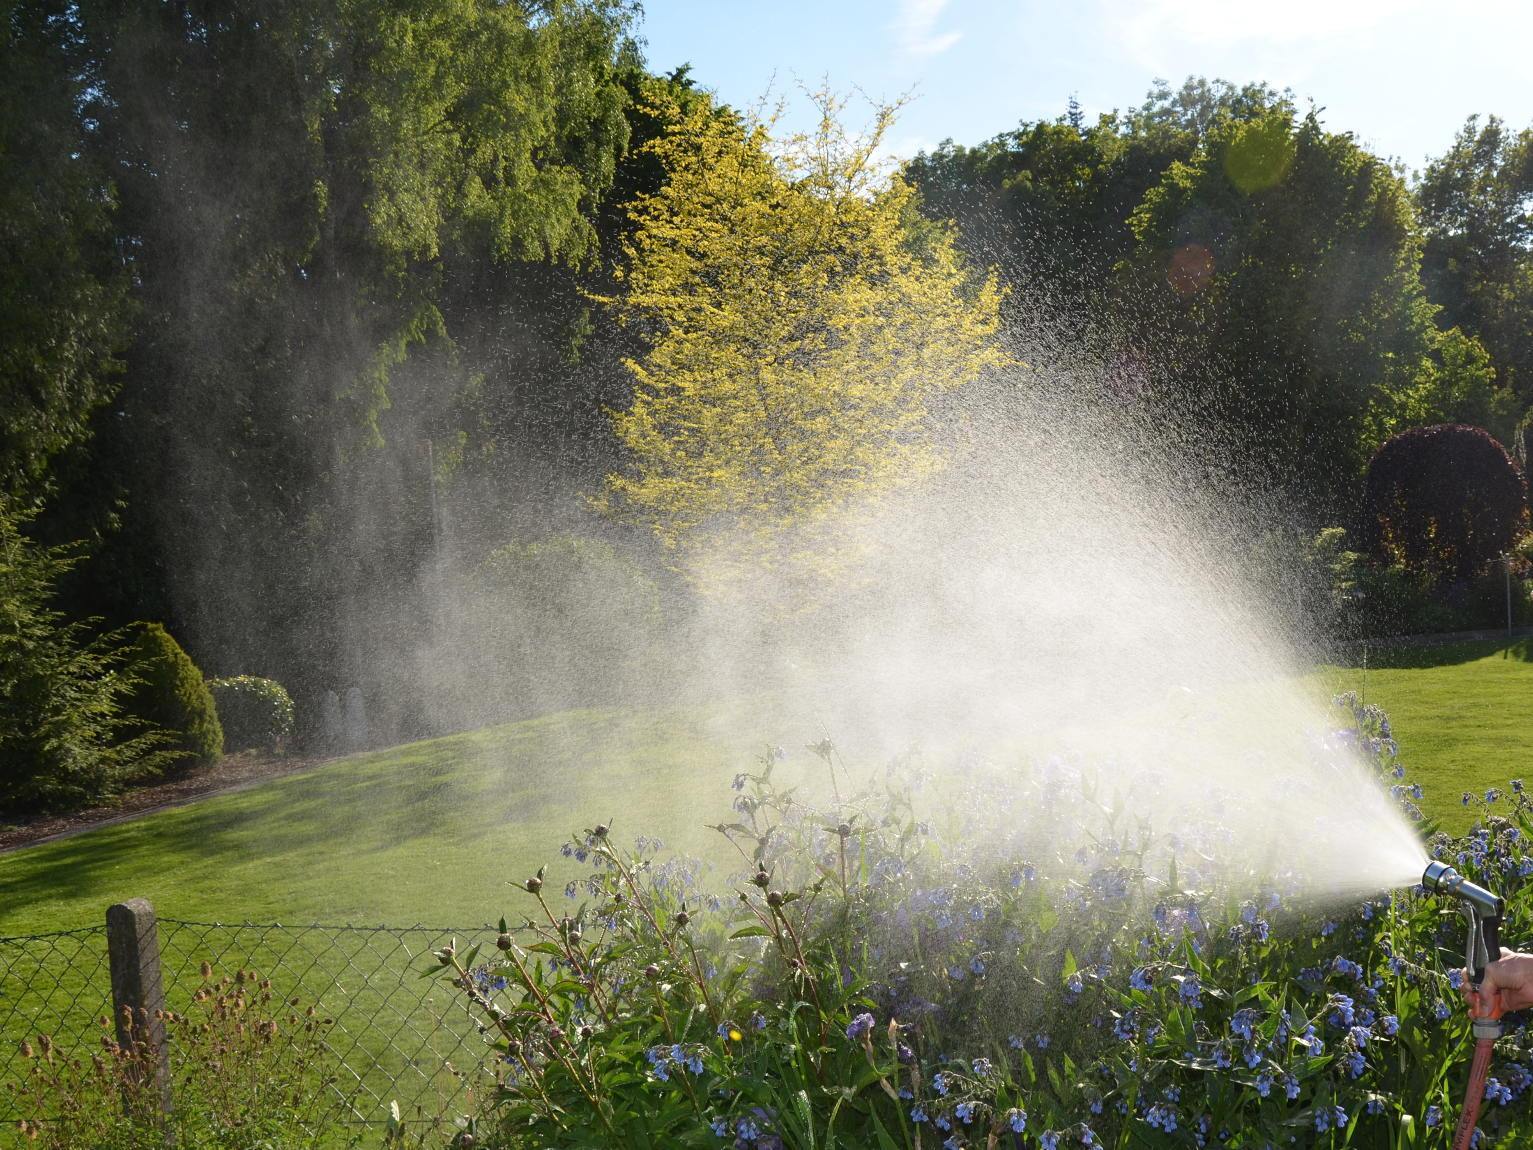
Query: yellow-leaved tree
603 90 1006 578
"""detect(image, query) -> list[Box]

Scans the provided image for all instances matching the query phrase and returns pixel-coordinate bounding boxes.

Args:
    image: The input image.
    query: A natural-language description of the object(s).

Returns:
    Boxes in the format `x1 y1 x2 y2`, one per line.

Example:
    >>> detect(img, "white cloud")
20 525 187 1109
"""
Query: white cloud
893 0 963 57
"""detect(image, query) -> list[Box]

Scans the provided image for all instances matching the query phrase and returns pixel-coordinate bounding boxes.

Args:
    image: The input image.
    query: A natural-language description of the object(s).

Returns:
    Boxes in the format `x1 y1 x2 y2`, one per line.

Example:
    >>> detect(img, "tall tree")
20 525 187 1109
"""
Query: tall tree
1124 109 1507 517
604 90 1005 574
58 0 637 718
1417 115 1533 406
0 3 127 501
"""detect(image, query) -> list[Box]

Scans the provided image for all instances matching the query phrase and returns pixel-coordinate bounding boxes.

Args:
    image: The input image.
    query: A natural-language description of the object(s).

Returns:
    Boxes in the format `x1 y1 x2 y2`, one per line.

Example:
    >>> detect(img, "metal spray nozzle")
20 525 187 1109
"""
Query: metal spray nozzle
1423 861 1504 990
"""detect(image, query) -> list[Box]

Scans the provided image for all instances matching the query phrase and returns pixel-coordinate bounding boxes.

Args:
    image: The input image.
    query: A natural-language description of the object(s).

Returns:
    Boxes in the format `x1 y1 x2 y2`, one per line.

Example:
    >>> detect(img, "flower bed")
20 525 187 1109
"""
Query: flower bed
432 699 1533 1148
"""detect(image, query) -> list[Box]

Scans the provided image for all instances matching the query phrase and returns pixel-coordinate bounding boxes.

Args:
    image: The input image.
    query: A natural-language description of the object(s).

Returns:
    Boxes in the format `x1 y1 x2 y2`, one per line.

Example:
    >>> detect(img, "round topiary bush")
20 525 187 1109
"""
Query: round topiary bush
207 676 295 753
126 622 223 765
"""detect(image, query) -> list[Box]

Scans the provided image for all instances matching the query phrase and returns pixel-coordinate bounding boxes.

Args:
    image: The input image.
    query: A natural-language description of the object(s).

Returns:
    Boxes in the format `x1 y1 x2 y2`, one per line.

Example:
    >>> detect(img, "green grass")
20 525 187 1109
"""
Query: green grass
5 642 1532 932
0 705 769 937
1309 638 1533 835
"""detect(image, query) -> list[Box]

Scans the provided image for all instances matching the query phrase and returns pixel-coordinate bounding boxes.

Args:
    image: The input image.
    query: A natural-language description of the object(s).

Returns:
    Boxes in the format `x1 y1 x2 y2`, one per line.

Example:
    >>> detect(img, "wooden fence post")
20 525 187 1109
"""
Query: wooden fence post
106 898 173 1129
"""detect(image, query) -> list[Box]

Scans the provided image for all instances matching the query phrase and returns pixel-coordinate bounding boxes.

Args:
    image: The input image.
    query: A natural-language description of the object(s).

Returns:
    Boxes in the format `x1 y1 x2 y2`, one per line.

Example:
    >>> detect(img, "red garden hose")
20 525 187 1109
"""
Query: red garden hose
1451 1035 1495 1150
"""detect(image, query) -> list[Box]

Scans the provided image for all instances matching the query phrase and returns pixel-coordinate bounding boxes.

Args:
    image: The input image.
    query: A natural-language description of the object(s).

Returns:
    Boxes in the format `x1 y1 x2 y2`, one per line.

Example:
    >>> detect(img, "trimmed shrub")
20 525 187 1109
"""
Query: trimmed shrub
1364 423 1528 584
125 622 222 765
0 504 173 814
208 676 295 752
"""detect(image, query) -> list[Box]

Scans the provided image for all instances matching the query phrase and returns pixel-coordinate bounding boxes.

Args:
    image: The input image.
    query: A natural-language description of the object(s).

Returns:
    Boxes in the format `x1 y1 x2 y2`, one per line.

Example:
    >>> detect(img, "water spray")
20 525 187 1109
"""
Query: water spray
1422 861 1507 1150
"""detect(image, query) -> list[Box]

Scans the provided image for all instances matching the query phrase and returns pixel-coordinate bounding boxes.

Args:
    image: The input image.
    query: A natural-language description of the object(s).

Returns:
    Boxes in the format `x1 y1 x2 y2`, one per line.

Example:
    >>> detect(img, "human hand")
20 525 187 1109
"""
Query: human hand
1467 949 1533 1013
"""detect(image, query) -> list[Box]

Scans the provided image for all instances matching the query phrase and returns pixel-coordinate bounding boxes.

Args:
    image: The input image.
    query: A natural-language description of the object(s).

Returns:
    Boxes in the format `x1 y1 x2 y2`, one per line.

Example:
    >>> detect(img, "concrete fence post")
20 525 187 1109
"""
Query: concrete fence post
106 898 173 1130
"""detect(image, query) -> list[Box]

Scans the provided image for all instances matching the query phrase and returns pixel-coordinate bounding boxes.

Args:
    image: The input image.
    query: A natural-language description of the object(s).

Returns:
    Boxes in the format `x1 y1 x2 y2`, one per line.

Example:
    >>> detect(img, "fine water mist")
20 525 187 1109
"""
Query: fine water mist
663 345 1429 906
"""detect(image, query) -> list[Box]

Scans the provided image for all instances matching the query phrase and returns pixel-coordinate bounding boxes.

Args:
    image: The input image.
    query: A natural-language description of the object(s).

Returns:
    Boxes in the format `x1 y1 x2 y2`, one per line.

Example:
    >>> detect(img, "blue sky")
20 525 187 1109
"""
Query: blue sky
636 0 1533 173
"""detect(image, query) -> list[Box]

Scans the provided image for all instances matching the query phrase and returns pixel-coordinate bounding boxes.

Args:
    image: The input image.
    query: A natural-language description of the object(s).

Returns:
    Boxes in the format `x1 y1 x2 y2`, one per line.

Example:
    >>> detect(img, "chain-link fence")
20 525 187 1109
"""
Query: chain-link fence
0 906 502 1143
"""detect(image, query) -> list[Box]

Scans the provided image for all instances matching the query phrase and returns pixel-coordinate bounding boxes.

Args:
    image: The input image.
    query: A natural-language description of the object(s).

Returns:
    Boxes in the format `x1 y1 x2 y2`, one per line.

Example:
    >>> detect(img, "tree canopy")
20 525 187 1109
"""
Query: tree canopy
604 91 1005 568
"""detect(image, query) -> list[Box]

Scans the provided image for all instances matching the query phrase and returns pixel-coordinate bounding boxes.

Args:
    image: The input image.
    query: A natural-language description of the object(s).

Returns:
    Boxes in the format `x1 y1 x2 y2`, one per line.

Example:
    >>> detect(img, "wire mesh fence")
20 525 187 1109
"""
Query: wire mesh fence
0 909 502 1143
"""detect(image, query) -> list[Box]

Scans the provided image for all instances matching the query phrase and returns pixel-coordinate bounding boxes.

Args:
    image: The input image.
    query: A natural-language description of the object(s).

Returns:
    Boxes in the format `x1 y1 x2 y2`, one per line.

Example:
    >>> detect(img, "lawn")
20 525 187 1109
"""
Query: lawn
4 640 1531 934
0 705 767 937
1310 637 1533 835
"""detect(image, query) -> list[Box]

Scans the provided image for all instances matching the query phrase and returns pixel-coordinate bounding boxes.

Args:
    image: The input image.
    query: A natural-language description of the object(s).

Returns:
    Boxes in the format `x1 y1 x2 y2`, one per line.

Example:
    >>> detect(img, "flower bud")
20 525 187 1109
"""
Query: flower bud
752 867 770 888
673 910 690 928
593 824 609 839
766 890 784 908
644 963 661 978
525 876 543 894
836 822 852 839
496 933 513 952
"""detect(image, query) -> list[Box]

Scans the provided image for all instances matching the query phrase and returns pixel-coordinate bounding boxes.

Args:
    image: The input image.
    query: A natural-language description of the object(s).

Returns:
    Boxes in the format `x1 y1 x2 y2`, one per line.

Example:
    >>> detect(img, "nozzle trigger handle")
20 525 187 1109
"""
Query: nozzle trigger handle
1476 916 1502 985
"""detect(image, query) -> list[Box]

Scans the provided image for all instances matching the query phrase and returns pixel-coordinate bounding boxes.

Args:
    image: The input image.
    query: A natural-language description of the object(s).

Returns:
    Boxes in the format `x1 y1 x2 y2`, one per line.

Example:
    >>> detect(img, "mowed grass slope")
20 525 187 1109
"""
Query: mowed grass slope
1311 638 1533 835
3 640 1530 934
0 706 767 937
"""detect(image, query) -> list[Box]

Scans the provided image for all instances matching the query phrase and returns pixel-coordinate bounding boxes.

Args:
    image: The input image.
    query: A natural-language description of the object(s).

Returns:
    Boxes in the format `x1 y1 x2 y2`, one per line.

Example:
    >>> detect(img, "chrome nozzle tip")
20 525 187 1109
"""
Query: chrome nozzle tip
1422 860 1455 890
1422 860 1503 917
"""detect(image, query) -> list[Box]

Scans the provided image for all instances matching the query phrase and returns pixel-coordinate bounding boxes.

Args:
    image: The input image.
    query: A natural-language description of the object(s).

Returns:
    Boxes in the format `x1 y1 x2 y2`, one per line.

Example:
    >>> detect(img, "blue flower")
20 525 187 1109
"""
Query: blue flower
1129 967 1153 991
969 955 986 976
972 1057 993 1077
1344 1050 1366 1079
1144 1104 1178 1133
1230 1008 1258 1041
845 1013 875 1041
1178 973 1202 1008
955 1102 975 1124
1006 1108 1026 1133
1284 1076 1300 1101
646 1046 671 1081
933 1072 949 1096
943 1138 960 1150
1486 1079 1513 1106
1008 1034 1025 1049
911 1105 928 1123
1426 1105 1442 1128
1328 994 1356 1028
1255 1072 1273 1098
1034 1032 1051 1050
710 1117 729 1137
1040 1133 1060 1150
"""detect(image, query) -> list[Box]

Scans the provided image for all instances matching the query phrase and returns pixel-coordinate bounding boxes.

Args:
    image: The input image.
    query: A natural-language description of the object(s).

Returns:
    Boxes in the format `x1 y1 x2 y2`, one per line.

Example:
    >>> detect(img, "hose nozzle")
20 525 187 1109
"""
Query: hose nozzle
1423 861 1504 986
